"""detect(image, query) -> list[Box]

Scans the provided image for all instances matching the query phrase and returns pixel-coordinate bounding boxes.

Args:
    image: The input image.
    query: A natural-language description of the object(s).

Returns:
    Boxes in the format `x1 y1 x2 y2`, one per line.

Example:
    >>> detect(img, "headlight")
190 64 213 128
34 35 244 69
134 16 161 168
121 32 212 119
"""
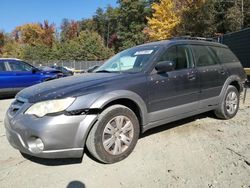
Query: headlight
25 98 75 117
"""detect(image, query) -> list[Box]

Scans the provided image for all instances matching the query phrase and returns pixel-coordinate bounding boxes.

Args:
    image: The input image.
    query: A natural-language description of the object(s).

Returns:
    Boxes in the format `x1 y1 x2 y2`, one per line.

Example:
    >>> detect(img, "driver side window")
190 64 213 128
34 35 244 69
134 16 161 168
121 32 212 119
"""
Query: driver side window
157 45 192 70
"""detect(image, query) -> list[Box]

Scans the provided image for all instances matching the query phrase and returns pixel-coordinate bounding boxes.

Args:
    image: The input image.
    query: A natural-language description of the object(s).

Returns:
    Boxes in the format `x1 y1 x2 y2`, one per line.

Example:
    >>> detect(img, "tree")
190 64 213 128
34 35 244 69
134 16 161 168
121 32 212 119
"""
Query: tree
6 0 250 61
15 23 44 45
60 19 80 41
116 0 149 50
21 44 52 61
105 6 120 48
224 3 242 32
0 33 23 58
14 21 55 46
177 0 216 37
90 6 120 48
243 0 250 27
214 0 250 34
93 8 106 40
0 32 4 54
214 0 240 34
146 0 180 40
40 20 55 47
57 31 114 61
60 18 70 41
79 18 97 32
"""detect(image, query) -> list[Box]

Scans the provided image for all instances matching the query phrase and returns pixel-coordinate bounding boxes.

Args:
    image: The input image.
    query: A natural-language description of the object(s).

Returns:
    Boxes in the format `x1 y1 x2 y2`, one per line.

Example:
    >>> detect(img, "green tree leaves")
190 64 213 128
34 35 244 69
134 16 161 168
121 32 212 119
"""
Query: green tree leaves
179 0 217 37
117 0 149 50
58 31 114 61
21 31 114 61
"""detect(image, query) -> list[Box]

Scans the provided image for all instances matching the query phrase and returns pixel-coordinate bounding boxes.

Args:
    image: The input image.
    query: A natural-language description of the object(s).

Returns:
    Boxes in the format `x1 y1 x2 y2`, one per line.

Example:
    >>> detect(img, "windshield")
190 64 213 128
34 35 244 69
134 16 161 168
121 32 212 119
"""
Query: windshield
95 46 159 73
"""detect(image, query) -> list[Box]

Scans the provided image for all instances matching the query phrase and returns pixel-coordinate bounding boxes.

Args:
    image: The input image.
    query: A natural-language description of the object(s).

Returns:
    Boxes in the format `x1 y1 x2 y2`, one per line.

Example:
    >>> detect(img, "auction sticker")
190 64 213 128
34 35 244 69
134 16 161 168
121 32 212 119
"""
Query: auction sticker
134 50 154 55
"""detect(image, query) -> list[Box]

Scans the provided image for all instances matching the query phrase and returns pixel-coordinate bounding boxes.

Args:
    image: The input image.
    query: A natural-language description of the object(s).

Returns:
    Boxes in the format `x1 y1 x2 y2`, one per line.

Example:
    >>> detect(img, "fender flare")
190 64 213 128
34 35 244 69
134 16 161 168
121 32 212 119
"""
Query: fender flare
75 90 149 148
90 90 149 125
219 75 243 103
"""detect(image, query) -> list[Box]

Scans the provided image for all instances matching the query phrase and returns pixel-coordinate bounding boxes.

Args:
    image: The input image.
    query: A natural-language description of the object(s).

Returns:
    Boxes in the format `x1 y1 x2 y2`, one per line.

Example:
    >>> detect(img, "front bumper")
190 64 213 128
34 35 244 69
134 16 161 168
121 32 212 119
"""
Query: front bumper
4 101 97 159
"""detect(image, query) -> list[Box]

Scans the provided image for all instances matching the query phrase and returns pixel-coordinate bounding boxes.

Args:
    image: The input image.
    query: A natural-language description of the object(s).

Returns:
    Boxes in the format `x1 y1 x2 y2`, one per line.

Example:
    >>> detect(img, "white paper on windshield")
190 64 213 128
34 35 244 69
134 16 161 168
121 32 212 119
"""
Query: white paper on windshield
134 50 154 55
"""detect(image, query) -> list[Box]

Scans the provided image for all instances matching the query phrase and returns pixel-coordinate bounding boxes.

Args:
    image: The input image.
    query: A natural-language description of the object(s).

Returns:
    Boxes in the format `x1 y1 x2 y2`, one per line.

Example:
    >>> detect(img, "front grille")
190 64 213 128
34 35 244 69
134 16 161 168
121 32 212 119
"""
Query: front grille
9 98 25 116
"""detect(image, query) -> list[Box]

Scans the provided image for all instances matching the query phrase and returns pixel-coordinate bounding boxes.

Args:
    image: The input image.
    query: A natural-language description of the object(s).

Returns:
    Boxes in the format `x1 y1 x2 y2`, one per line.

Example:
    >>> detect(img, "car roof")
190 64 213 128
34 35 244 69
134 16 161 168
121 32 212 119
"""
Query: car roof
138 39 228 48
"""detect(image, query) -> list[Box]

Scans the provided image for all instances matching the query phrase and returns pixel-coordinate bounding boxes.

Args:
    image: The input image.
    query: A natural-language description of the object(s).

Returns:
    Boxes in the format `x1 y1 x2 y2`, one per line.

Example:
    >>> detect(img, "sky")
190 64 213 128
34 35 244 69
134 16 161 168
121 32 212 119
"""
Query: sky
0 0 117 32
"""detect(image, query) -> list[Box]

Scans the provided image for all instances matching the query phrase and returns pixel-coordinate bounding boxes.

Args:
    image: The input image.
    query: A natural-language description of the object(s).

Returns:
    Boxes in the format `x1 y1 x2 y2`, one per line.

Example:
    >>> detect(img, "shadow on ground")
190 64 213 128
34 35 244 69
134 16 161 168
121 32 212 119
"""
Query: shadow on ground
67 180 86 188
0 93 16 100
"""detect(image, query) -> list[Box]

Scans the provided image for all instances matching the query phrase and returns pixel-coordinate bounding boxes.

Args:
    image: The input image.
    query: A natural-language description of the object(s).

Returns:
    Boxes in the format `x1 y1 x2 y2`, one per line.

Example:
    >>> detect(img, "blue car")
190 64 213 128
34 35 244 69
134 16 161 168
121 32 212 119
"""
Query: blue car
0 58 62 96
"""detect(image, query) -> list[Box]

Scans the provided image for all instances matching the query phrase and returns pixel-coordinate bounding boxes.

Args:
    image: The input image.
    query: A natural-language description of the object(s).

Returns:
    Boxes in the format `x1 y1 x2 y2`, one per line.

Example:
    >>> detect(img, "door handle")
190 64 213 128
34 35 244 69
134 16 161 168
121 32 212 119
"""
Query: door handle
219 69 226 75
188 74 196 80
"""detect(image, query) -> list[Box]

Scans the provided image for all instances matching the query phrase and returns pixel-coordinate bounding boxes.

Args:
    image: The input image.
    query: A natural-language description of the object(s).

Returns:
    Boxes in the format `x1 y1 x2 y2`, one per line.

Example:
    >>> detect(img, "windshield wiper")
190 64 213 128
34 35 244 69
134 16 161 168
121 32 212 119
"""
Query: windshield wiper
95 70 111 73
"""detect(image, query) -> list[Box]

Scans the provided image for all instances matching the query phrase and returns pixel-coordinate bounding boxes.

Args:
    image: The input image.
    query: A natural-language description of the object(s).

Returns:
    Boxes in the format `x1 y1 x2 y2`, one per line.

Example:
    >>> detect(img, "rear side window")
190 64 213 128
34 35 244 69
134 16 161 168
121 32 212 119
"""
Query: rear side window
191 45 218 67
0 62 6 71
209 46 239 64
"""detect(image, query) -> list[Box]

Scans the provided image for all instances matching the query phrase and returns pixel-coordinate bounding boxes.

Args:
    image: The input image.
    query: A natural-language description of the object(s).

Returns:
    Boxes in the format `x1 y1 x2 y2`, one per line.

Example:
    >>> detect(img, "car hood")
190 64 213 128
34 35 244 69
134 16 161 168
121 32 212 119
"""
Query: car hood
17 73 126 103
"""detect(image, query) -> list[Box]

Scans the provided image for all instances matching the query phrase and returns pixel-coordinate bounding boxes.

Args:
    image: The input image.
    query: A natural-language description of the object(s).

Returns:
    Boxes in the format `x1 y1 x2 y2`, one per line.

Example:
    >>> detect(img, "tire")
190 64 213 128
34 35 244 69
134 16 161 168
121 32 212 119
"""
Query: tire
214 85 240 119
86 105 140 164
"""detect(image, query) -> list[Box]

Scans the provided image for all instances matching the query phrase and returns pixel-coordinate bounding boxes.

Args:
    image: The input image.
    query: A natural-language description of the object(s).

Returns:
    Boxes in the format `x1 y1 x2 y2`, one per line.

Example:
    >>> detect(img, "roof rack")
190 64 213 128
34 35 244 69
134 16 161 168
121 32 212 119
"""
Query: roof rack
171 36 217 42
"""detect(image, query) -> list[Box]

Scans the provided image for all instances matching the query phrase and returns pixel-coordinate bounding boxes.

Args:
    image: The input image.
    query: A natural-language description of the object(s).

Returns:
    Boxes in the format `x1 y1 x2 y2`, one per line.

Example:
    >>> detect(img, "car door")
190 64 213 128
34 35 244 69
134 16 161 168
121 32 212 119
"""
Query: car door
148 45 200 122
190 45 228 106
6 60 41 90
0 61 14 93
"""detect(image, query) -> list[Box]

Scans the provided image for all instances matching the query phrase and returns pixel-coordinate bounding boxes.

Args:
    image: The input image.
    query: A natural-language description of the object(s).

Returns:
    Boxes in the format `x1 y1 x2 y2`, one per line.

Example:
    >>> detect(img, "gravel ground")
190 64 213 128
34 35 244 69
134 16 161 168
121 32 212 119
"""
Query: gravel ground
0 92 250 188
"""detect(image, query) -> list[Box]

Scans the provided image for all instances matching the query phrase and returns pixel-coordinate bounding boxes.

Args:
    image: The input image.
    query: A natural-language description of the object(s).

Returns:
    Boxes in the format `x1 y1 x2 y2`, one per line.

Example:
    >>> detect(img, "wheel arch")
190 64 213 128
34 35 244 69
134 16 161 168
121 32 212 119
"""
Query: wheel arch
89 90 148 126
219 75 243 103
229 80 241 92
78 91 148 150
100 98 143 127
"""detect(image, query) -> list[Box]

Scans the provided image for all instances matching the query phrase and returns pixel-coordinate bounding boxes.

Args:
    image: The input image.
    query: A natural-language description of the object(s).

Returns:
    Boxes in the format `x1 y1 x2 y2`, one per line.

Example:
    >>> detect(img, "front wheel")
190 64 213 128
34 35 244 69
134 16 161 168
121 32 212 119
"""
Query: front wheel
86 105 140 164
214 85 240 119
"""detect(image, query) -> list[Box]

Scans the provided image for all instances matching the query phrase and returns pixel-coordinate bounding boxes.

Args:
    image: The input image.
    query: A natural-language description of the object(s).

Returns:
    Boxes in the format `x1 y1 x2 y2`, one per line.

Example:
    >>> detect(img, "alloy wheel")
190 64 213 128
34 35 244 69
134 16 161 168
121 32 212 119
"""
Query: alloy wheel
102 115 134 155
225 91 238 115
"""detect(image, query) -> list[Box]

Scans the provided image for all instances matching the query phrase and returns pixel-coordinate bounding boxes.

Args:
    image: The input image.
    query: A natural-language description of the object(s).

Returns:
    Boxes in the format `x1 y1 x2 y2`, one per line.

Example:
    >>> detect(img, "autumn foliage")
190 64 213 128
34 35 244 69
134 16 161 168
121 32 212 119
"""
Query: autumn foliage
0 0 249 61
146 0 180 40
0 32 4 54
14 20 55 47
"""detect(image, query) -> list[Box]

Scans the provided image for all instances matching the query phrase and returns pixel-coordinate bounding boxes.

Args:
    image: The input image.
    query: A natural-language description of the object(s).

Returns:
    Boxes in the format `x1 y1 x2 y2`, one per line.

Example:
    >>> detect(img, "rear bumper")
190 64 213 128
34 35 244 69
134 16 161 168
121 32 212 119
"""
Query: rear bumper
5 108 97 159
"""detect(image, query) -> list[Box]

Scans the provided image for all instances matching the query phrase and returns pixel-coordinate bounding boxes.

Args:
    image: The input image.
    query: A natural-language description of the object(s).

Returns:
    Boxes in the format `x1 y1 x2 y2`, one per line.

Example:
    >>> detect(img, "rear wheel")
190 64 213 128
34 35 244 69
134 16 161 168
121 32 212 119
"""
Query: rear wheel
86 105 139 164
214 85 239 119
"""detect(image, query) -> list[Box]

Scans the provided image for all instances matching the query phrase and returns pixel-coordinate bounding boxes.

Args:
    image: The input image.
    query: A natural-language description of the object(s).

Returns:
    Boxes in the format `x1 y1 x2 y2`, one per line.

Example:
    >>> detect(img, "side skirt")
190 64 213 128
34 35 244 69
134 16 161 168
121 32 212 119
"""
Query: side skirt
142 97 220 133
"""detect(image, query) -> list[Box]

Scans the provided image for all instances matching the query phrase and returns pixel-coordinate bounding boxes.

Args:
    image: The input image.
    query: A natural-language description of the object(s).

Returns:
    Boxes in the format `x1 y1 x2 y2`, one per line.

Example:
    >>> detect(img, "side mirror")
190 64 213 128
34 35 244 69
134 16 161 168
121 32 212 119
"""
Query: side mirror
155 61 175 73
87 65 100 73
32 68 39 73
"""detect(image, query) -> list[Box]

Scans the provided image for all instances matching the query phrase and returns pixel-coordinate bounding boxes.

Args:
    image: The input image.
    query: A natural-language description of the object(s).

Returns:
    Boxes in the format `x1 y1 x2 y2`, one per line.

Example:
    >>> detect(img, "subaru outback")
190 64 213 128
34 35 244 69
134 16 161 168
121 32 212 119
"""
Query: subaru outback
5 38 247 163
